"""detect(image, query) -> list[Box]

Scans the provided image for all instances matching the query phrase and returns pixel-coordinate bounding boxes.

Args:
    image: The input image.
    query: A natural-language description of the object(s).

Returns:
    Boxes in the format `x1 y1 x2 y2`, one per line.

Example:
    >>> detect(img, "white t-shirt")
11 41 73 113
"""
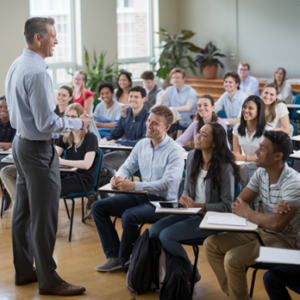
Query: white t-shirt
93 101 123 120
194 169 207 203
233 124 272 156
268 102 289 129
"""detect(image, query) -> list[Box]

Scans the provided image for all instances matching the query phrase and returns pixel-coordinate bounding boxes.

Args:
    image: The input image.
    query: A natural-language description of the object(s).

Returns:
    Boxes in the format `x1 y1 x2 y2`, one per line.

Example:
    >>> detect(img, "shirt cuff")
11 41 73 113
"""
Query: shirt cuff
134 181 144 191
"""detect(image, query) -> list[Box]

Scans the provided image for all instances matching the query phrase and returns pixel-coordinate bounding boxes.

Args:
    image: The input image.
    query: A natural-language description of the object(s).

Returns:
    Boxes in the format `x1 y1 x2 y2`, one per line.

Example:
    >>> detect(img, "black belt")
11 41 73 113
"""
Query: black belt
19 135 55 144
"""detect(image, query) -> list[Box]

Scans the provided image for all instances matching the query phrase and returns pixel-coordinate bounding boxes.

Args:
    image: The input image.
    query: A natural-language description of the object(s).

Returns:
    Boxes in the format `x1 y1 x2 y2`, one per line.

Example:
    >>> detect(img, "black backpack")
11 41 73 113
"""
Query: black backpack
159 255 192 300
127 229 162 297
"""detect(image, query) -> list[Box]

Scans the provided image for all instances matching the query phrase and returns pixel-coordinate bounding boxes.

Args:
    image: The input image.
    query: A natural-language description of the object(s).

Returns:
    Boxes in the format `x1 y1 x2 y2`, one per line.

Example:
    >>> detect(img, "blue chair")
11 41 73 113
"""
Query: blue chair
290 121 297 137
61 149 103 242
174 121 189 140
228 142 232 151
98 128 113 138
217 110 227 119
291 96 300 120
179 183 241 296
292 90 297 96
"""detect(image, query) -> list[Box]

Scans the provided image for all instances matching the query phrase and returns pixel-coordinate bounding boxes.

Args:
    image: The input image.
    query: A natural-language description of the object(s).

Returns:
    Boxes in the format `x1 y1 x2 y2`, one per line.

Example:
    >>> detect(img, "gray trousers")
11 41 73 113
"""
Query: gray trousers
12 137 62 289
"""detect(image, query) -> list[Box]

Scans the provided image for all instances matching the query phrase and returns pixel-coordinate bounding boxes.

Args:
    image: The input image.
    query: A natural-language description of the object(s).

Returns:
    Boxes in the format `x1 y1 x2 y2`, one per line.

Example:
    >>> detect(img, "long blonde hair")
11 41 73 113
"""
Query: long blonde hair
63 103 87 150
262 83 280 123
73 71 87 101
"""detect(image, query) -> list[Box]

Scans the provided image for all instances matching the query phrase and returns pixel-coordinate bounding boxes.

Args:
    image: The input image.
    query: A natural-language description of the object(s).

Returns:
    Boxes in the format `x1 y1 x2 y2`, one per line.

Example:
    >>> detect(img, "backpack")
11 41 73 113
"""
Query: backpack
98 167 115 199
126 229 162 297
159 255 192 300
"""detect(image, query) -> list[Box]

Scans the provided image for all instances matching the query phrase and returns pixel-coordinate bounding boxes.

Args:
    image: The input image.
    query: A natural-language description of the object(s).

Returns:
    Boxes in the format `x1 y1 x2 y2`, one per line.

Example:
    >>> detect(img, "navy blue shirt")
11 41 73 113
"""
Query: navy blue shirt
0 120 16 143
105 106 150 146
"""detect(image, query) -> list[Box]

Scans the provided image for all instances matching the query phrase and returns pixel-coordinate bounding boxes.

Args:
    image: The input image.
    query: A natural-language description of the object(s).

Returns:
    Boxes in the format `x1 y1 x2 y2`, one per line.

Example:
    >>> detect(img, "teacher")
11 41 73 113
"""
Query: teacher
5 17 89 296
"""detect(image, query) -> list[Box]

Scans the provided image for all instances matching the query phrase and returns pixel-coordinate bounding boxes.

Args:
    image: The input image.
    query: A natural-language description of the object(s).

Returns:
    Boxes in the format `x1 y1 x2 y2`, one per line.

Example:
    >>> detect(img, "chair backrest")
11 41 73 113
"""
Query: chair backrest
228 142 232 151
290 121 297 137
217 110 227 119
292 90 297 96
94 148 103 191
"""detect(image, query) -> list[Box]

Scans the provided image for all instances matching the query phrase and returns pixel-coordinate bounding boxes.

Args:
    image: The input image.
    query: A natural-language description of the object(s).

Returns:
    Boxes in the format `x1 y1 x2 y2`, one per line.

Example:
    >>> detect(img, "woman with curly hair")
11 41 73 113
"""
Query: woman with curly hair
149 122 240 282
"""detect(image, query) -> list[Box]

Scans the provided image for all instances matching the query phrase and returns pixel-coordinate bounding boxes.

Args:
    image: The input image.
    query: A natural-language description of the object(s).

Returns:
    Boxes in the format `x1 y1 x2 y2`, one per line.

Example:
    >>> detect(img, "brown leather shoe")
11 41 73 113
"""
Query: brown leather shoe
15 270 38 286
39 280 86 296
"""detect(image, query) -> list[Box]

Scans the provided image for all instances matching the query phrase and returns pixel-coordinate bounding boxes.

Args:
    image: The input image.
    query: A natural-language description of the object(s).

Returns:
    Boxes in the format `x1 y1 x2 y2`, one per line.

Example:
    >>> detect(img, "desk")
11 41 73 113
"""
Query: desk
98 142 133 151
286 104 300 108
292 135 300 141
200 211 264 245
289 153 300 160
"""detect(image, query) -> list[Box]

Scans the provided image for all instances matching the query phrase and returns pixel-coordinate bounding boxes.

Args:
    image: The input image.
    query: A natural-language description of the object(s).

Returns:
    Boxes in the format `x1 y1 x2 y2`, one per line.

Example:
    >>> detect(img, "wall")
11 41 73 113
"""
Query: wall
178 0 300 78
0 1 30 95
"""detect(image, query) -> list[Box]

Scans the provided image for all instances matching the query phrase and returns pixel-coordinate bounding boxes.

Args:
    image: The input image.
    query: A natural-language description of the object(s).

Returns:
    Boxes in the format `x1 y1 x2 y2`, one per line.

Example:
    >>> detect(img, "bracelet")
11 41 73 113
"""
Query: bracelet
245 155 248 162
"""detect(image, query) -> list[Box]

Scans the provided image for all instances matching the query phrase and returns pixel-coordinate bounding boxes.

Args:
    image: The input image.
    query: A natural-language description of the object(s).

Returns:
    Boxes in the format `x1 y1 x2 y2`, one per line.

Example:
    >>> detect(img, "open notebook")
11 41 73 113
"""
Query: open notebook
150 201 202 214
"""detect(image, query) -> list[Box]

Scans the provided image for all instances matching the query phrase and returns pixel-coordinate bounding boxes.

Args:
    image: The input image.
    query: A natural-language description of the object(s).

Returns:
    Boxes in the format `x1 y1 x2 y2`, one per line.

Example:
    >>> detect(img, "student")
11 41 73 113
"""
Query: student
73 71 94 115
157 68 198 132
262 83 290 135
237 62 259 96
149 122 240 282
272 67 293 104
93 82 122 128
54 86 74 117
176 94 227 150
92 105 184 271
232 96 271 188
55 103 99 196
113 71 132 105
215 72 248 126
141 70 163 110
203 130 300 300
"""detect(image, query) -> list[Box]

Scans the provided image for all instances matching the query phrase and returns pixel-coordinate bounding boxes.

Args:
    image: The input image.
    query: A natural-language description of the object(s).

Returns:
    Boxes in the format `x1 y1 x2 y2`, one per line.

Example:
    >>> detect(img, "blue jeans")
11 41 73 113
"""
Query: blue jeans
263 265 300 300
149 214 213 270
91 194 163 265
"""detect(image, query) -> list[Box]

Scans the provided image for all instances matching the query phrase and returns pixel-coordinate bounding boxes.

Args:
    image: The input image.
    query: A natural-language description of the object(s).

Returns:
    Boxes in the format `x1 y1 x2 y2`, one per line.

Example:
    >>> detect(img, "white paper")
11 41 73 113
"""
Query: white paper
207 215 247 227
256 247 300 265
150 201 201 214
1 154 14 163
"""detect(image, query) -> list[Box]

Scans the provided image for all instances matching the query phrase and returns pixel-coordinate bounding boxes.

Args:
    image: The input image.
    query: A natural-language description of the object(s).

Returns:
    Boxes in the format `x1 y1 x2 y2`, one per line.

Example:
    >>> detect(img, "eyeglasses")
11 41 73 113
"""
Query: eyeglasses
64 115 78 119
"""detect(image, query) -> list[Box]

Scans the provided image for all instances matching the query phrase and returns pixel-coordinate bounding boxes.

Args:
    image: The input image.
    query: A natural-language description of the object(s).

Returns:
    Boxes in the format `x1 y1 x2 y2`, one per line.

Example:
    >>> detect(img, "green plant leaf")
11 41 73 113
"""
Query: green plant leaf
179 30 195 40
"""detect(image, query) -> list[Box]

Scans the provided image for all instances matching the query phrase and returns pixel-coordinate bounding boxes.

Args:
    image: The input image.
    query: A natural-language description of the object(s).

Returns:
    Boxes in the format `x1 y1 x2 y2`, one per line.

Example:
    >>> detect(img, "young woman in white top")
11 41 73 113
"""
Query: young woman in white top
273 67 293 104
262 83 290 136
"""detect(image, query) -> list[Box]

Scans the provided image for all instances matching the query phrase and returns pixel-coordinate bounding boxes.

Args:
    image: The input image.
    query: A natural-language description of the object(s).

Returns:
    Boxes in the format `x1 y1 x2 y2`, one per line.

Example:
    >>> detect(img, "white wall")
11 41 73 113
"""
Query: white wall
0 1 30 95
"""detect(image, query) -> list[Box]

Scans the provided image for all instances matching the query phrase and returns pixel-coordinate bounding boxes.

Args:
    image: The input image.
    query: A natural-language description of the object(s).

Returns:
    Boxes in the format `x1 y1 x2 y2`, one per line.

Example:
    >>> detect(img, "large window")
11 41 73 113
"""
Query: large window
117 0 153 79
30 0 74 88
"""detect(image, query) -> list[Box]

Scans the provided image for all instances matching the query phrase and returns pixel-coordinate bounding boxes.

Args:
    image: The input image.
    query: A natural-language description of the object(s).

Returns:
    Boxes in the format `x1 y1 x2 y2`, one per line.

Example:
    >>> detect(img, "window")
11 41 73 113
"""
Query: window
117 0 153 79
30 0 74 88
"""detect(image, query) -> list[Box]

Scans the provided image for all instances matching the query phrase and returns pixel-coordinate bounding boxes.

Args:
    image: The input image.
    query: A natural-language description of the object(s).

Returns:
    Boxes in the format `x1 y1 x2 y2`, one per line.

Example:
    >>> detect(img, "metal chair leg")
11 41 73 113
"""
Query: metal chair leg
249 268 258 298
0 194 4 218
68 199 75 242
113 216 117 228
64 198 70 219
190 245 199 297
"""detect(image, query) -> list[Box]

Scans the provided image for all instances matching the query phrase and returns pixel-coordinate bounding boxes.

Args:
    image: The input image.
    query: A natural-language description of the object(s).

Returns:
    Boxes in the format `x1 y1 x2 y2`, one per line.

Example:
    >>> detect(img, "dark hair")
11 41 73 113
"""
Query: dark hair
262 82 279 123
238 96 266 138
0 95 6 101
116 71 132 99
196 94 218 133
141 71 154 80
150 105 173 126
223 71 241 90
129 86 146 98
264 130 292 162
59 85 73 97
97 82 114 95
190 122 240 192
24 17 55 45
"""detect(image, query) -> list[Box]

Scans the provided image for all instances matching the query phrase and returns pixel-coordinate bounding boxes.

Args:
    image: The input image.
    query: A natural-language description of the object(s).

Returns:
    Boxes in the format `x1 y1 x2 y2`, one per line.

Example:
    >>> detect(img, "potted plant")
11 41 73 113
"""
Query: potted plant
150 29 202 85
193 42 226 79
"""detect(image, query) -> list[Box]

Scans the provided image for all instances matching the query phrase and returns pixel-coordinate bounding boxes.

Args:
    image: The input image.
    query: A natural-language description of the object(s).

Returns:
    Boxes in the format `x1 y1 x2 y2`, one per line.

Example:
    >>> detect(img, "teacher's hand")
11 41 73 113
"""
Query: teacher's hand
80 112 90 129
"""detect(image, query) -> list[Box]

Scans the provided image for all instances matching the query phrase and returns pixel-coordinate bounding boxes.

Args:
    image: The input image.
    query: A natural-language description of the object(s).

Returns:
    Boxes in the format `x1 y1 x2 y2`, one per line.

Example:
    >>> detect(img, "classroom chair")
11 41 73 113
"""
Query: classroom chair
292 90 297 97
98 128 113 138
291 96 300 120
217 110 227 119
60 149 102 242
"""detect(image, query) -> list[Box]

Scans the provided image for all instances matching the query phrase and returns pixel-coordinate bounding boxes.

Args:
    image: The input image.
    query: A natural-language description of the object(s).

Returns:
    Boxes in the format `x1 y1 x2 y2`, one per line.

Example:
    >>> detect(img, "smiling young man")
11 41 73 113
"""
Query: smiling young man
93 82 122 128
215 71 248 126
92 105 184 271
238 62 259 96
203 130 300 300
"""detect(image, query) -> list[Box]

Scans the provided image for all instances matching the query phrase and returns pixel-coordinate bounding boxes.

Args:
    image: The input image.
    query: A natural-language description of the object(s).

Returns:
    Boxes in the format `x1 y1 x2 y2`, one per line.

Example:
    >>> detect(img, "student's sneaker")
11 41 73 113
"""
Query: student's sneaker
95 258 122 272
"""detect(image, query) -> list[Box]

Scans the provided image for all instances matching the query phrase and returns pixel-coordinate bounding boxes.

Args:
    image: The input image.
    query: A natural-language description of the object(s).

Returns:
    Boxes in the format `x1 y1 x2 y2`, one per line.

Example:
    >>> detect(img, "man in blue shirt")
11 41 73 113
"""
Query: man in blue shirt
92 105 184 271
5 17 88 296
100 86 150 171
238 62 259 96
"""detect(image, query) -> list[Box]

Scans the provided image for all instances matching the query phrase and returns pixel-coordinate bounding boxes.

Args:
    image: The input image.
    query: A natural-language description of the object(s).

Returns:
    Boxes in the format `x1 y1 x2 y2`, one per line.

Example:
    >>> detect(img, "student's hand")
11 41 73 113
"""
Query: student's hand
111 176 123 189
272 200 290 214
231 197 250 217
108 140 116 144
79 112 90 129
172 115 178 124
122 105 130 117
100 138 108 143
182 148 188 153
115 178 135 191
160 93 166 104
232 152 244 161
179 195 197 208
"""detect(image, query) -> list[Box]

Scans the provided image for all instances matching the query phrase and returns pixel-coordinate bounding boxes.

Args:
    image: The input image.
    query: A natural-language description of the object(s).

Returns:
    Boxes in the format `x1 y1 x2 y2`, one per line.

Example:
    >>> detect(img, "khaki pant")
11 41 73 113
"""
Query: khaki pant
0 164 17 202
203 228 296 300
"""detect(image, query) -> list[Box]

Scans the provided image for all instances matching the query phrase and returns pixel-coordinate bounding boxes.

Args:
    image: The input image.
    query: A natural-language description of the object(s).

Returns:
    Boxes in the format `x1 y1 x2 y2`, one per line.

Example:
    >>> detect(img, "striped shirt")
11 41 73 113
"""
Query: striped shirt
247 164 300 239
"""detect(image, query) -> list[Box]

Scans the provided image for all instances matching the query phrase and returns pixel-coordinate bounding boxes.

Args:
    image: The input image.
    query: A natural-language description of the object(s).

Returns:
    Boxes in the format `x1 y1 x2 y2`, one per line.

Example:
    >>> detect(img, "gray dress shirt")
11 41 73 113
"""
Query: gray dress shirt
5 49 82 140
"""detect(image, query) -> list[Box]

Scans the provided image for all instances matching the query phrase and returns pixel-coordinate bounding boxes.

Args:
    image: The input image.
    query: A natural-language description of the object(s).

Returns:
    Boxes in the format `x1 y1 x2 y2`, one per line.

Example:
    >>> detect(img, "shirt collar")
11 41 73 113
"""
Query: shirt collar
226 90 239 101
130 105 148 121
175 84 187 94
23 49 48 69
265 163 289 187
243 75 251 84
148 133 170 150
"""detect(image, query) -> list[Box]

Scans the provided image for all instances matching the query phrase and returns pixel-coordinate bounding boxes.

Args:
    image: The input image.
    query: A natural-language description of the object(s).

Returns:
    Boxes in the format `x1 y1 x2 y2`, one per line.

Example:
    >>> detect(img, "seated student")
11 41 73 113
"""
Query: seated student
149 122 240 282
262 83 290 135
157 68 197 133
237 62 259 96
113 71 132 105
215 72 248 125
54 85 74 117
141 70 163 110
203 130 300 300
91 105 184 271
55 103 99 196
272 67 293 104
73 71 94 115
100 86 150 171
232 96 271 188
176 94 227 150
262 200 300 300
93 82 122 128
